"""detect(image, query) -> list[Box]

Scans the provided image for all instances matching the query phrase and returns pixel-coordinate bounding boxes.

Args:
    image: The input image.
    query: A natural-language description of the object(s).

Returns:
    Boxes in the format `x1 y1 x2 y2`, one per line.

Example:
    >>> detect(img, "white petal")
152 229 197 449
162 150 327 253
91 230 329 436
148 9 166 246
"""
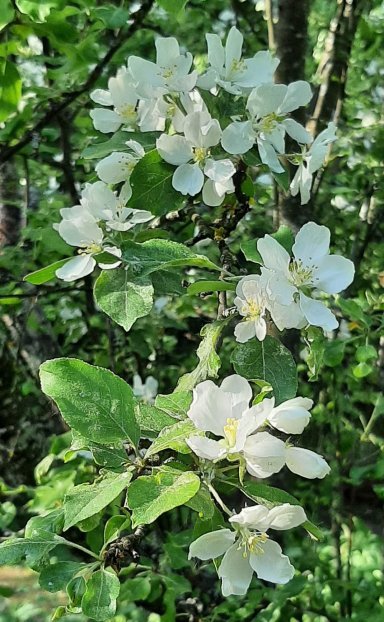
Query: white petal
172 163 204 195
269 299 305 330
247 83 287 119
206 33 225 71
229 505 270 530
81 181 117 220
188 380 233 435
90 108 122 134
249 539 294 584
266 124 285 154
218 544 254 596
244 432 286 478
108 72 137 110
156 134 192 165
236 51 279 88
257 138 284 173
283 119 313 145
266 504 307 530
204 158 235 182
220 374 252 406
293 222 330 264
286 446 331 479
279 80 312 114
56 255 96 282
188 529 235 561
234 320 256 343
314 255 354 294
58 218 103 248
128 56 164 89
268 397 312 434
96 152 136 184
202 179 225 206
221 121 255 155
299 293 338 331
225 27 243 72
90 89 112 106
186 435 226 461
155 37 180 66
257 235 290 275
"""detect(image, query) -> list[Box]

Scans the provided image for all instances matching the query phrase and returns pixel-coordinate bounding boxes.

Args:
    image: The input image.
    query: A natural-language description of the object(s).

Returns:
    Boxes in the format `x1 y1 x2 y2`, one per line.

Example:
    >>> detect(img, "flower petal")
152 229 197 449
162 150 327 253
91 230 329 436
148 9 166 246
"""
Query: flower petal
220 374 252 406
266 504 307 530
314 254 355 294
206 33 225 71
56 255 96 282
156 134 193 165
292 222 330 264
186 435 226 461
244 432 286 478
268 397 313 434
172 163 204 195
221 121 255 155
229 505 270 530
90 108 122 134
247 83 287 119
286 446 331 479
299 293 338 331
188 529 235 561
249 539 295 584
279 80 312 114
282 118 313 145
257 235 290 274
225 26 243 72
218 543 254 596
234 320 256 343
187 380 233 435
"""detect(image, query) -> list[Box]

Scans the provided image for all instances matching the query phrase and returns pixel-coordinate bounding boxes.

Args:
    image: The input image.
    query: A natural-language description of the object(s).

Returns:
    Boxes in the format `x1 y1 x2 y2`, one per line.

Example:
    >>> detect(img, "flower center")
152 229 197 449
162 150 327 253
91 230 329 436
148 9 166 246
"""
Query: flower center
289 259 315 287
162 66 175 80
193 146 208 164
242 299 262 320
247 532 268 555
117 104 137 124
230 58 246 75
79 243 102 255
223 417 239 448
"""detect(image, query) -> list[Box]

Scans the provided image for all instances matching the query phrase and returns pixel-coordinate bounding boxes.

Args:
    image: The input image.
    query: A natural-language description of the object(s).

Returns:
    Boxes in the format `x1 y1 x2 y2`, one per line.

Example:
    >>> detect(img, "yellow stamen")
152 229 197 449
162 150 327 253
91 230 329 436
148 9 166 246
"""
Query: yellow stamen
193 147 207 164
223 417 239 448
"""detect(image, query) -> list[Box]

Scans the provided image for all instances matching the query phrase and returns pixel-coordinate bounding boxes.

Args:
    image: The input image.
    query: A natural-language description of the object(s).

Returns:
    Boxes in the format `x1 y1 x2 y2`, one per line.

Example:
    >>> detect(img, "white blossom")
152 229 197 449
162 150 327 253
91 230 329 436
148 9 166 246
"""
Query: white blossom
234 275 269 342
156 111 235 204
133 374 158 403
95 140 145 184
257 221 355 331
198 26 279 95
128 37 197 97
221 81 313 172
290 122 337 204
189 503 306 595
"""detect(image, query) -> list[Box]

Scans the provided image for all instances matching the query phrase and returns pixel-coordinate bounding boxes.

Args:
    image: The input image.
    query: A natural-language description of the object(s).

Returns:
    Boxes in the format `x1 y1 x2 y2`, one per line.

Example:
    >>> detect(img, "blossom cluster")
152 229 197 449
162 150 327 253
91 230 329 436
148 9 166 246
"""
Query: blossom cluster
54 27 340 281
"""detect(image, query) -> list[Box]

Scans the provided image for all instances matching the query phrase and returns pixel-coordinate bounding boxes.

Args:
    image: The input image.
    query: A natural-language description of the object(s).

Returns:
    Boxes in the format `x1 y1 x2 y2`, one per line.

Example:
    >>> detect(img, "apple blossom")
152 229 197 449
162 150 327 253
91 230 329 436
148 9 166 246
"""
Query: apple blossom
234 275 269 342
189 503 307 595
221 81 313 172
198 26 279 95
257 221 355 331
95 140 145 185
133 374 158 403
156 110 235 204
290 122 337 204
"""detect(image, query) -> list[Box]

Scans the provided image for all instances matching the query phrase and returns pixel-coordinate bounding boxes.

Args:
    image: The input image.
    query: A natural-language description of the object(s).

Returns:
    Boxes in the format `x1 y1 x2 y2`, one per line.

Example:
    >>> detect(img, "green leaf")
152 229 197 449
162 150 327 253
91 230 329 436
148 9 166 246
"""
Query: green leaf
156 0 187 19
231 336 297 405
272 168 290 192
119 576 151 602
63 471 132 530
90 443 128 469
104 515 131 545
134 402 177 437
24 259 70 285
0 61 22 122
94 270 154 331
353 362 373 378
40 358 140 447
25 509 64 537
356 344 377 362
323 340 346 367
129 150 185 216
127 471 200 527
306 327 326 381
176 320 229 391
240 225 294 264
122 238 220 278
187 280 236 296
0 1 14 31
39 561 86 593
238 480 322 541
15 0 57 21
145 420 198 457
154 391 192 419
0 530 62 566
185 485 214 519
81 569 120 622
82 131 159 160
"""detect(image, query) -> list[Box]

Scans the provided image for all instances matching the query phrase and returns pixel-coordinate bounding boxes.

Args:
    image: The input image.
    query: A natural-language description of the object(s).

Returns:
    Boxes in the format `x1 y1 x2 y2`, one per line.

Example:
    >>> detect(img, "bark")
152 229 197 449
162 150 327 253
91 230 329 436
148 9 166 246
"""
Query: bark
274 0 311 230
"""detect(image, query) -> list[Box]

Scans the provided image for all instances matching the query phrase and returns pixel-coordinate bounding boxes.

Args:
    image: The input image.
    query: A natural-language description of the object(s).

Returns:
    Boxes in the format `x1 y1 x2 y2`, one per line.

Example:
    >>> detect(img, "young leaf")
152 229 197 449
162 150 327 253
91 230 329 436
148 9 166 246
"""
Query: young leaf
24 259 70 285
39 561 87 593
145 420 198 458
129 150 185 216
94 270 154 331
81 569 120 621
122 238 220 278
40 358 140 447
154 391 192 419
176 320 229 391
231 336 297 405
127 471 200 527
63 471 132 530
187 280 236 296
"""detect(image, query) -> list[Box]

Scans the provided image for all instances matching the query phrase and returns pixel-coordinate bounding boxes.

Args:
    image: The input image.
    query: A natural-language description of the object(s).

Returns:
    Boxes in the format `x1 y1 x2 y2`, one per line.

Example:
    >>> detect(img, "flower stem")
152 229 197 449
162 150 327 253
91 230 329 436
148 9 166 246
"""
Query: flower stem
206 482 232 517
